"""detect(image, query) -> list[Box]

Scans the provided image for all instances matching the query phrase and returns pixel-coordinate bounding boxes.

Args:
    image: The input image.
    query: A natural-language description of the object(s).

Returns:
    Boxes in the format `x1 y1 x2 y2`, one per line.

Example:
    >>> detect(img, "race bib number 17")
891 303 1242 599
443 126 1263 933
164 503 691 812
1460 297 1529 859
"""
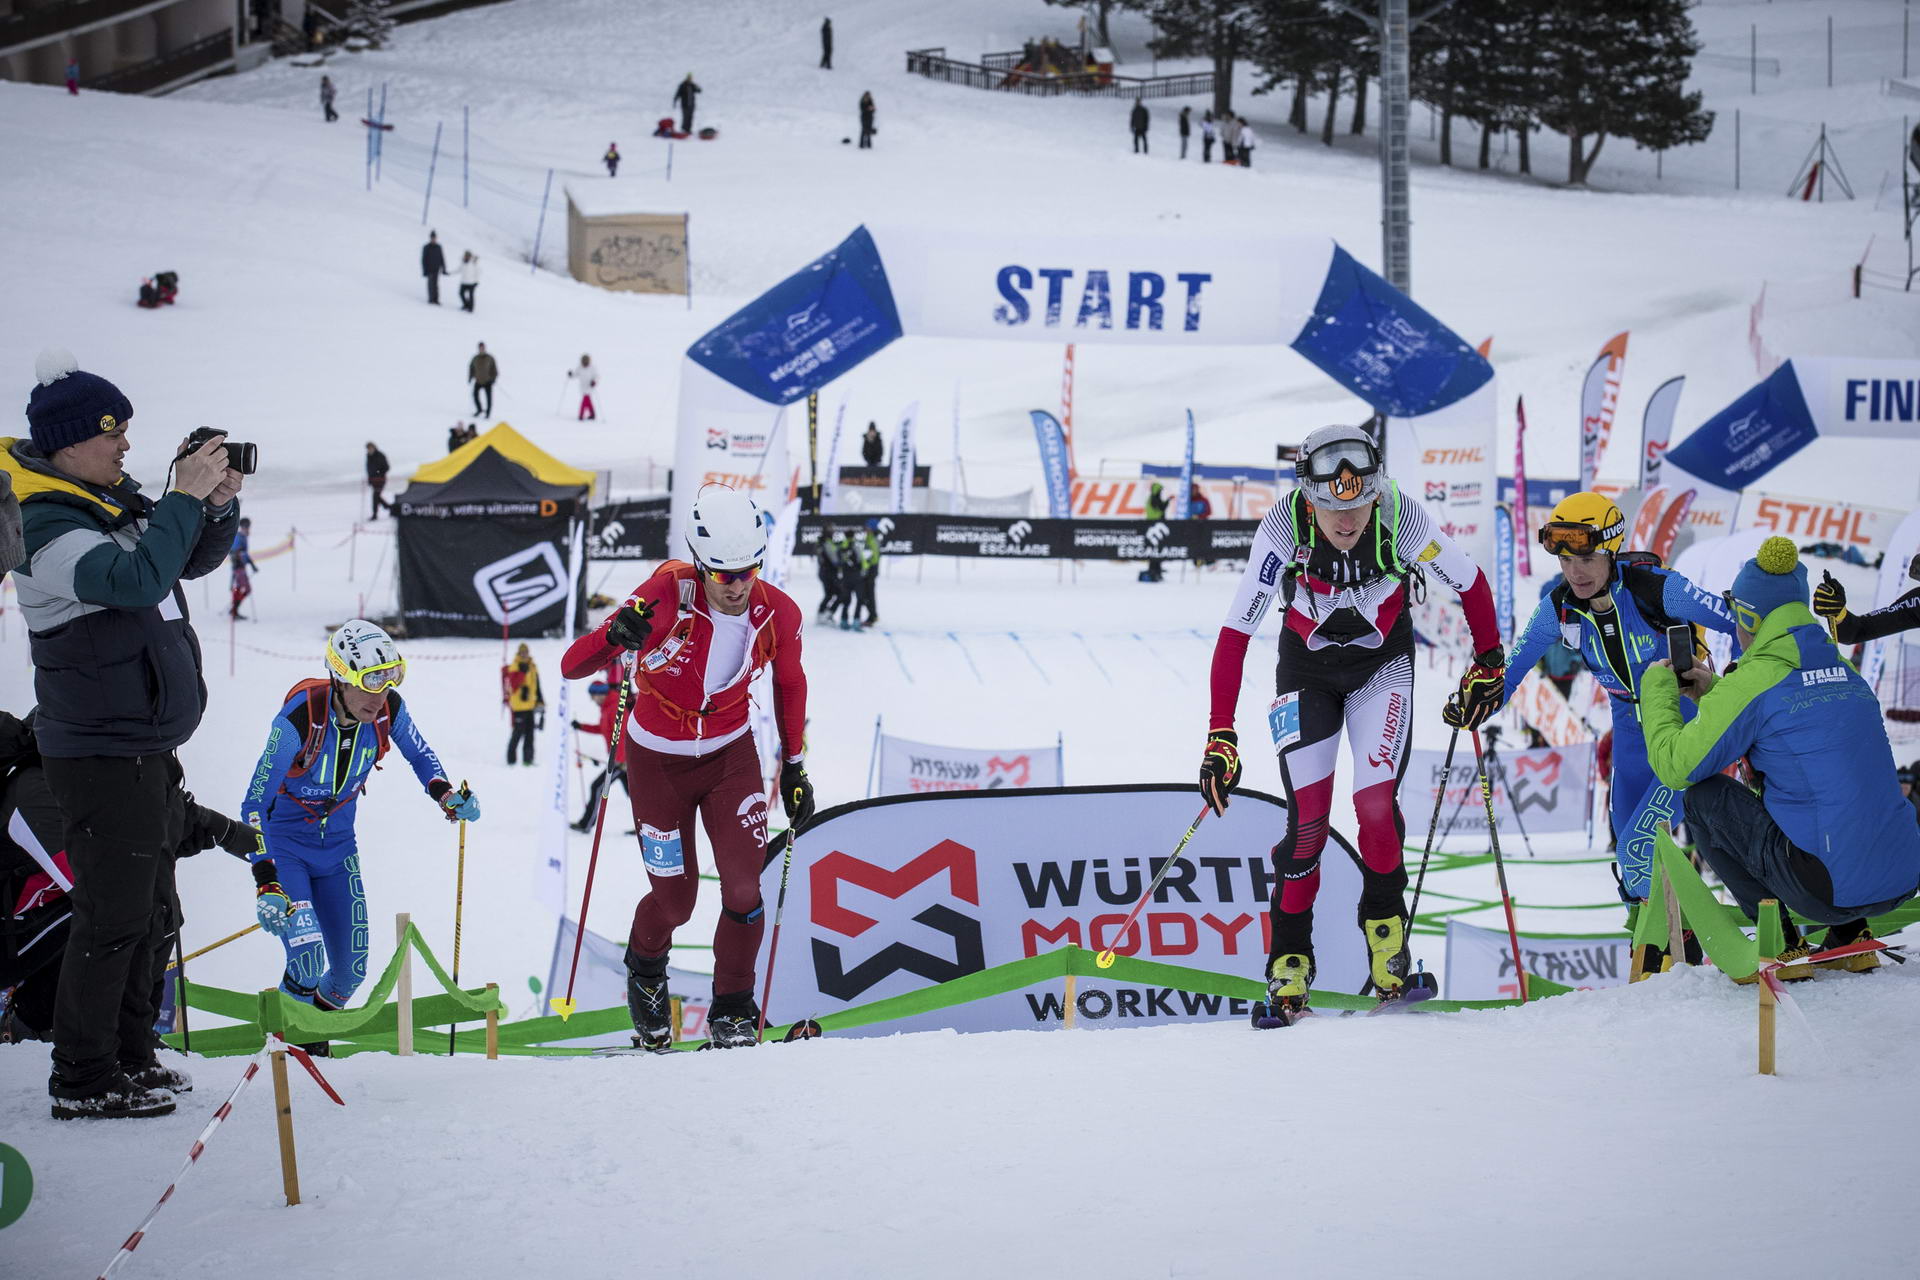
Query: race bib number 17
1267 693 1302 753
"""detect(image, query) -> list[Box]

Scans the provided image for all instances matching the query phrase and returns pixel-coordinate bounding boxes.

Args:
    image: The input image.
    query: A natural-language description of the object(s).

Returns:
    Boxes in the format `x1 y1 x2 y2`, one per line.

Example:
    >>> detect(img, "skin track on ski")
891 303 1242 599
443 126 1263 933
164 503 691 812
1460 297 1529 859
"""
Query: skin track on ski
588 1019 825 1055
1254 986 1436 1029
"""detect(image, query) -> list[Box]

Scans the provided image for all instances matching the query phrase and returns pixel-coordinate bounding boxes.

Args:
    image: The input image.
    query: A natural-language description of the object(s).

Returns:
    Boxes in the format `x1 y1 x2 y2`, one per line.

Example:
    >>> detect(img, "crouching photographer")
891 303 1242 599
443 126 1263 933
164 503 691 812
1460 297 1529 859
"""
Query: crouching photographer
1642 538 1920 978
1 350 250 1119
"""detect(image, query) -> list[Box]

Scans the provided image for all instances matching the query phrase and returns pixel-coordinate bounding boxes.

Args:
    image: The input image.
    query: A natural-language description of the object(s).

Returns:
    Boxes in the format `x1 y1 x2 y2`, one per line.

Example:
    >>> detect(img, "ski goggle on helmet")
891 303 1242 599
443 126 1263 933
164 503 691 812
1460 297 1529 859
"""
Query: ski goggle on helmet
325 619 406 693
1297 425 1383 511
686 484 767 584
1538 492 1626 558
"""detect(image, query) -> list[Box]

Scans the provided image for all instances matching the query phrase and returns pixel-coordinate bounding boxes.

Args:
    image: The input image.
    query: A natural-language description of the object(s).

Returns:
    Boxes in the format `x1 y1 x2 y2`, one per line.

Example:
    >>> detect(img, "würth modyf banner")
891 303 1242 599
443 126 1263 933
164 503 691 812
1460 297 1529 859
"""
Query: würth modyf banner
755 786 1366 1035
871 726 1064 796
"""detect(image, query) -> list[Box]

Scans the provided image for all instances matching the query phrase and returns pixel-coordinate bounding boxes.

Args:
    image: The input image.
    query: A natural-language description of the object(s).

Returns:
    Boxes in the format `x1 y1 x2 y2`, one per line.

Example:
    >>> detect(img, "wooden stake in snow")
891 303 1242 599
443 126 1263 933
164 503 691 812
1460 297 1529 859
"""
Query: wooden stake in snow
485 981 500 1060
1757 899 1779 1077
271 1047 301 1206
396 912 414 1057
1063 972 1077 1030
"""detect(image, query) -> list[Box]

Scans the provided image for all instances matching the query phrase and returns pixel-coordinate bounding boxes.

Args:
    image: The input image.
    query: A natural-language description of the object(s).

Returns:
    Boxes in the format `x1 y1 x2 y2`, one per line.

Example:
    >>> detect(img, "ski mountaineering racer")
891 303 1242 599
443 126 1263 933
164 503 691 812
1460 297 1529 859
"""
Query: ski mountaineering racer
1198 425 1501 1020
1812 553 1920 647
1458 493 1737 921
243 621 481 1027
561 486 816 1050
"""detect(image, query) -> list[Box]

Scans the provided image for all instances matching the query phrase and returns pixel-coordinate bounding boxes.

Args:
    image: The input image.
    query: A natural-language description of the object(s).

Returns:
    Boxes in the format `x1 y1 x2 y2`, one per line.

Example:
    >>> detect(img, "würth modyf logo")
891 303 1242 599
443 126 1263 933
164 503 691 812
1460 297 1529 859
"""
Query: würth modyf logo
810 840 986 1000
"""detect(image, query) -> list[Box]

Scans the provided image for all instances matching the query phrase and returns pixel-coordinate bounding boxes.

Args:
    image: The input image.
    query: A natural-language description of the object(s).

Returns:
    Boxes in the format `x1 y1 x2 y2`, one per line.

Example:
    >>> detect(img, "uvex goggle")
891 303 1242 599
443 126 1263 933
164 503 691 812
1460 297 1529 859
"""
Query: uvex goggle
1722 591 1764 634
1538 521 1619 558
698 561 762 586
1302 438 1379 484
327 650 406 692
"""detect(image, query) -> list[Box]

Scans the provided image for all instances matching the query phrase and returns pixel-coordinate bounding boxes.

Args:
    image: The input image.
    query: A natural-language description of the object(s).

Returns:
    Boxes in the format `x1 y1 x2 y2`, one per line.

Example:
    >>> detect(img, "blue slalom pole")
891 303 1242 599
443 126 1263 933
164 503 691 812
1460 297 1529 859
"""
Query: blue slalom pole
422 122 442 225
462 105 470 208
529 168 554 274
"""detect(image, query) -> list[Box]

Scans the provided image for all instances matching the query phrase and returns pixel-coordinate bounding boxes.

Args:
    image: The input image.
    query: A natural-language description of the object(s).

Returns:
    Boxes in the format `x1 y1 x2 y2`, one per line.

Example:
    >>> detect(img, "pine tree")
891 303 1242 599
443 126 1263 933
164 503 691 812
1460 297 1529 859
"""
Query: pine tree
346 0 395 50
1536 0 1711 185
1141 0 1262 118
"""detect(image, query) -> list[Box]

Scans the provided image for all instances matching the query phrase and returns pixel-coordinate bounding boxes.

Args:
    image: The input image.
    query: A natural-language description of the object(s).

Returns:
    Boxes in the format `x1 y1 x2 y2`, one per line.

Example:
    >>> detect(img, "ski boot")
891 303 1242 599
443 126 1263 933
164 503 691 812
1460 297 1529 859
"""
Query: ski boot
706 991 762 1049
50 1069 175 1121
1814 922 1882 974
1251 953 1315 1028
1362 913 1413 1005
124 1058 193 1095
624 948 674 1052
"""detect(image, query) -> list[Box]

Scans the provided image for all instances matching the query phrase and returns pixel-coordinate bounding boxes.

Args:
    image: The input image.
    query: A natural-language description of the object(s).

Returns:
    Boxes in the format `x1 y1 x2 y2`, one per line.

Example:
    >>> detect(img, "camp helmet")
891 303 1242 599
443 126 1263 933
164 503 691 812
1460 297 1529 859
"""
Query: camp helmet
685 485 767 572
326 619 406 693
1540 492 1627 557
1297 424 1385 512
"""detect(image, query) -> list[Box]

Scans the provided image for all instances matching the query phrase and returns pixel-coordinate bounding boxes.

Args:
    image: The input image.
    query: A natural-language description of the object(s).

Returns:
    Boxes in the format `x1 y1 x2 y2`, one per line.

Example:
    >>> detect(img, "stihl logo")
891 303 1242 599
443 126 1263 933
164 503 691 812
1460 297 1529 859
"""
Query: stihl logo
810 840 986 1000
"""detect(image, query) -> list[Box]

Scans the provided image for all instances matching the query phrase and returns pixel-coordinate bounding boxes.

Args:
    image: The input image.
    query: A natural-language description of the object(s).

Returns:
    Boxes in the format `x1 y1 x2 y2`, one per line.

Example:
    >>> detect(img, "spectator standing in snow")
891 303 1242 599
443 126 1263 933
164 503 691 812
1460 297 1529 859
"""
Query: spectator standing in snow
421 231 447 305
468 343 497 419
1220 114 1241 165
604 142 620 176
365 441 392 519
1130 100 1149 154
320 74 338 122
1201 110 1216 162
1178 105 1191 159
66 59 78 95
458 251 480 313
861 421 884 467
502 643 544 766
230 517 259 619
568 354 599 421
858 91 876 149
674 73 702 134
820 17 833 69
1139 480 1169 581
1239 118 1258 169
447 423 465 453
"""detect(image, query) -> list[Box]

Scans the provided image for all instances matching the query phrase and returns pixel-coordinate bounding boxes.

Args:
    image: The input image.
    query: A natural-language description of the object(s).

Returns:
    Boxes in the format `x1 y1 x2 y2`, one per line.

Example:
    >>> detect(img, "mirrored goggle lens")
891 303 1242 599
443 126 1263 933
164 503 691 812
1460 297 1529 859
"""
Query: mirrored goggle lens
701 563 762 585
1304 440 1377 481
1539 524 1603 556
359 662 405 692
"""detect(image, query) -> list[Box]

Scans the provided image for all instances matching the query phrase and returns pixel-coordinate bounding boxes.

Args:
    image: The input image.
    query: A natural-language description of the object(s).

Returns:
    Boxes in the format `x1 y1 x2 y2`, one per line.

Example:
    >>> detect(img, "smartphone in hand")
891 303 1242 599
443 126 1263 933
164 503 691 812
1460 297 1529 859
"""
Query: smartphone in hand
1666 624 1694 676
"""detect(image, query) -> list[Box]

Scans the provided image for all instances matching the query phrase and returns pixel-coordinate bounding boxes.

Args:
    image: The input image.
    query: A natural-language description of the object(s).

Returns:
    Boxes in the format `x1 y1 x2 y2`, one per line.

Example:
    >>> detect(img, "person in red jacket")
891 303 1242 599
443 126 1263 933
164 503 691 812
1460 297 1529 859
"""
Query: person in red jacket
562 486 814 1049
569 673 627 832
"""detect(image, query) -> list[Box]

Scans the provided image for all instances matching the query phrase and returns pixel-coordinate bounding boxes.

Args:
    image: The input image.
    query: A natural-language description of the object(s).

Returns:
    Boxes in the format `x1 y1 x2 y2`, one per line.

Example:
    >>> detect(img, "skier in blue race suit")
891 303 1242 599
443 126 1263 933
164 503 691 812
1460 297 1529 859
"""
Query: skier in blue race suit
243 620 481 1009
1446 493 1736 904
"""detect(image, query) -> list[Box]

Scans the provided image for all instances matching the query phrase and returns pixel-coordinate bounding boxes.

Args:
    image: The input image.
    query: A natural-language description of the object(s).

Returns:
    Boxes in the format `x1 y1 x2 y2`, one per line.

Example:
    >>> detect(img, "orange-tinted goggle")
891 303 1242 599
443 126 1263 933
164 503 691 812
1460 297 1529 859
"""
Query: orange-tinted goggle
1539 522 1610 557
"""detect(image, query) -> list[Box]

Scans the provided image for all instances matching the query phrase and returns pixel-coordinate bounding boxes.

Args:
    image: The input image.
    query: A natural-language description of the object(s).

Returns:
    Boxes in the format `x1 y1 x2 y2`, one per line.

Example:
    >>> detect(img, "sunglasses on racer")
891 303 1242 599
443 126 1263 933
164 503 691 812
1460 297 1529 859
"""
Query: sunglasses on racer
698 562 762 586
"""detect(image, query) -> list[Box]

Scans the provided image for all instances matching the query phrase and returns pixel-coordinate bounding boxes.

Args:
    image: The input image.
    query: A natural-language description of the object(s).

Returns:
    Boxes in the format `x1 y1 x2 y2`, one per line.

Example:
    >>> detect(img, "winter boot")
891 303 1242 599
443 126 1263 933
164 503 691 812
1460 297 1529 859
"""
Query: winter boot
1265 953 1315 1016
50 1070 176 1121
1814 921 1881 973
1361 913 1412 999
706 990 762 1049
625 948 674 1051
124 1058 193 1094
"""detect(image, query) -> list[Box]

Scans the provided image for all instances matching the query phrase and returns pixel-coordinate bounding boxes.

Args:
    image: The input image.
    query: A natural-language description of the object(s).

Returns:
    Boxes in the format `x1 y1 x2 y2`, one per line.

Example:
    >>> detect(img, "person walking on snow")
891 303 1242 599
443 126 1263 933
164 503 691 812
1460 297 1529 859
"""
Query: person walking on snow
468 342 497 418
245 622 480 1026
1130 99 1150 154
561 486 816 1050
66 59 78 95
673 73 702 135
320 74 338 123
365 441 392 519
858 91 876 149
570 675 629 832
229 516 259 619
568 354 599 420
421 231 448 305
1178 105 1191 159
820 16 833 69
1198 426 1502 1020
502 642 544 765
1456 492 1736 923
603 142 620 177
458 251 480 313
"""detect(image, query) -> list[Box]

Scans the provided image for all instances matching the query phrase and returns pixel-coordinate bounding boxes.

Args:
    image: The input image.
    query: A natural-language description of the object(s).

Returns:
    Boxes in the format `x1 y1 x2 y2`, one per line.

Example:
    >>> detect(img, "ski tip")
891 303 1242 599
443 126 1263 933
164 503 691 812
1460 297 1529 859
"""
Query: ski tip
782 1018 824 1043
550 997 576 1022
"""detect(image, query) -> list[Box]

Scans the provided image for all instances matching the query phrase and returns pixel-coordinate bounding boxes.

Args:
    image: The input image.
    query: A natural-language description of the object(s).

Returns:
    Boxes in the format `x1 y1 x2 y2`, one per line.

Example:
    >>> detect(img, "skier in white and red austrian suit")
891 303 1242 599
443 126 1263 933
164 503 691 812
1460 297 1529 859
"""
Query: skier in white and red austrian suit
561 487 813 1049
1197 426 1503 1012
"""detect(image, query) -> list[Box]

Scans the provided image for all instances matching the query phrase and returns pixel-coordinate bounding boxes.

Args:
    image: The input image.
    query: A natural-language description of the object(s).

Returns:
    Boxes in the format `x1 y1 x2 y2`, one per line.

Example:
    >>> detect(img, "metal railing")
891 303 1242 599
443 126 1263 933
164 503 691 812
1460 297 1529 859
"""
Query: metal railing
906 47 1212 101
85 28 229 94
0 0 166 56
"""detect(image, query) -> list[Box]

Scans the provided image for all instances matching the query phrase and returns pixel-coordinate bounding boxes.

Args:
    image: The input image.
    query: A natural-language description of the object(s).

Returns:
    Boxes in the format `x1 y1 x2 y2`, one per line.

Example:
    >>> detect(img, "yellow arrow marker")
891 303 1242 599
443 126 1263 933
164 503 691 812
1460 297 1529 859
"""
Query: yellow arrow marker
549 997 576 1021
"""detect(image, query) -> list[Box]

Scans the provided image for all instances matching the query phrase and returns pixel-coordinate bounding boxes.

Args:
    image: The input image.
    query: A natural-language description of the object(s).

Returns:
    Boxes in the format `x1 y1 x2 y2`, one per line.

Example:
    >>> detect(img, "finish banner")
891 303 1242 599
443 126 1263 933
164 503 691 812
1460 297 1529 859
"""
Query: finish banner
874 732 1064 796
756 786 1367 1035
1443 920 1628 1001
1406 742 1596 838
794 514 1260 561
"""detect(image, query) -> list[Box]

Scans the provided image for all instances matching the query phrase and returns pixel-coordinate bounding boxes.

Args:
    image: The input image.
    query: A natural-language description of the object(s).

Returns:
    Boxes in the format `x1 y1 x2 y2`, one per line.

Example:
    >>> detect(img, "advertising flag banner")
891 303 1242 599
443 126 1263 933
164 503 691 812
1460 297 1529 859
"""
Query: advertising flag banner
1514 396 1532 577
820 401 847 514
1406 743 1596 837
1493 504 1514 643
1175 409 1197 520
889 402 917 513
1733 490 1907 552
1443 921 1628 1001
1579 332 1630 491
1640 375 1683 489
875 733 1064 795
1029 410 1073 518
757 786 1366 1034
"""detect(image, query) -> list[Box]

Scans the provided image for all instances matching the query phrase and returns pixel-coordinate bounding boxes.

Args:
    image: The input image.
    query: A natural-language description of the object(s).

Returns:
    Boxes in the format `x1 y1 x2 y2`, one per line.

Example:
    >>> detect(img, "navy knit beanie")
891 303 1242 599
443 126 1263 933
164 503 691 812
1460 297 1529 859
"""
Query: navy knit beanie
25 349 132 455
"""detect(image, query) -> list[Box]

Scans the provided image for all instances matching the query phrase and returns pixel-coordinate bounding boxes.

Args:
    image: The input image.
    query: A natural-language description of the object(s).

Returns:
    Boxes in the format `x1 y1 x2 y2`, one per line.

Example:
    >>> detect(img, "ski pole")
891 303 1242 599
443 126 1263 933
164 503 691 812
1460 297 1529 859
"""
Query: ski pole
754 826 796 1044
553 658 634 1020
1472 729 1528 1002
1406 721 1461 926
1487 744 1538 858
1095 803 1211 969
173 893 191 1054
168 922 261 967
448 780 470 1055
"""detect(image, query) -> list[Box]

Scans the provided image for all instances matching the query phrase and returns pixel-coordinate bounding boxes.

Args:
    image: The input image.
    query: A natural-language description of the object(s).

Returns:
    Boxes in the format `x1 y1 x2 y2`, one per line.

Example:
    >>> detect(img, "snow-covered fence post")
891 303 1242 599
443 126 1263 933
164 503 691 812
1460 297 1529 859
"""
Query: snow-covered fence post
529 168 554 274
422 121 442 226
395 912 414 1056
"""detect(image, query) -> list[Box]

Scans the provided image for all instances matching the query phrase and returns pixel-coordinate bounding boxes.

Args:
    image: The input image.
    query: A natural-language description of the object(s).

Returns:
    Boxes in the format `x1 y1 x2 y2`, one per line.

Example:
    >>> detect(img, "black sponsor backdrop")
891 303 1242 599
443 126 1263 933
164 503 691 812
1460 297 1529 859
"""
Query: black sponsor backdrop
397 512 584 638
839 465 931 488
798 514 1259 561
588 497 671 561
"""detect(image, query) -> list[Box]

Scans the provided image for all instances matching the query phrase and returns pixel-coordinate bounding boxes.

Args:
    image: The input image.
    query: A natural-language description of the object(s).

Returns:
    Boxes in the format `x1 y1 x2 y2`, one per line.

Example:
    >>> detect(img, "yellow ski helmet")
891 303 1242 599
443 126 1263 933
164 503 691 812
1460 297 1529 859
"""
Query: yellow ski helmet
1539 492 1626 557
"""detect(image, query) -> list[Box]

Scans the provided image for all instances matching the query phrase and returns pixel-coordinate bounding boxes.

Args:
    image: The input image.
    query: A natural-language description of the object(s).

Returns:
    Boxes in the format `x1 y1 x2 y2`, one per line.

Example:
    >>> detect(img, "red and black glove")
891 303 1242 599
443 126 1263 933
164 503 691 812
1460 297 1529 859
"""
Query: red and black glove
1199 729 1241 816
1442 646 1506 730
607 599 656 651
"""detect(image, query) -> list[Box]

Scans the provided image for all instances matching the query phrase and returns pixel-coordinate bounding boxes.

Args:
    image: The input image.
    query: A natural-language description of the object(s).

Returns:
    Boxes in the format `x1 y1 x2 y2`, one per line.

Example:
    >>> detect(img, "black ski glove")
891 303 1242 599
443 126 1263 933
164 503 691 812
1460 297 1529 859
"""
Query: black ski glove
780 760 816 833
607 599 656 651
1199 729 1240 816
1442 647 1506 730
1812 571 1847 622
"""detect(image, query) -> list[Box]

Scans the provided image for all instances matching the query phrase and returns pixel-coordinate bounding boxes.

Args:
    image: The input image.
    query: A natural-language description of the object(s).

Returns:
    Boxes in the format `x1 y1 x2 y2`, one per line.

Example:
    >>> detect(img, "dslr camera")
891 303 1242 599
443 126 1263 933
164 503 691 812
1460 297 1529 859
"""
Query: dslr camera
182 426 258 476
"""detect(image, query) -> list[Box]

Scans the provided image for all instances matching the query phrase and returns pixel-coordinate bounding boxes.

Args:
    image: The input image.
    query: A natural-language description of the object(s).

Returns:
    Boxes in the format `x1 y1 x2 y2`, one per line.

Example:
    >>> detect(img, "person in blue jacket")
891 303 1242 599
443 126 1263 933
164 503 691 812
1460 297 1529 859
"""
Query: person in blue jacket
1445 492 1737 904
242 620 481 1013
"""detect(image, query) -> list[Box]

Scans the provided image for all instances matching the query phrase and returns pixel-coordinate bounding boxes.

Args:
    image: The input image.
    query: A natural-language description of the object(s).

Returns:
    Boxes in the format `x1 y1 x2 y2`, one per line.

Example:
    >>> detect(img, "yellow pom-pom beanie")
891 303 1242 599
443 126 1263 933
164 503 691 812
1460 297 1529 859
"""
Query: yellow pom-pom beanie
1729 536 1808 627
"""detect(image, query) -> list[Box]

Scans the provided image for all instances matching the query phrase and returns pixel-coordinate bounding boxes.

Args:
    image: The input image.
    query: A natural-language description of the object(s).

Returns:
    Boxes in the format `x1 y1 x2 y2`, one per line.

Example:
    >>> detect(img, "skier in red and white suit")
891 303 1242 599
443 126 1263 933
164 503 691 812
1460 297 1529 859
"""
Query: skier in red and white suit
562 487 814 1049
1198 426 1502 1013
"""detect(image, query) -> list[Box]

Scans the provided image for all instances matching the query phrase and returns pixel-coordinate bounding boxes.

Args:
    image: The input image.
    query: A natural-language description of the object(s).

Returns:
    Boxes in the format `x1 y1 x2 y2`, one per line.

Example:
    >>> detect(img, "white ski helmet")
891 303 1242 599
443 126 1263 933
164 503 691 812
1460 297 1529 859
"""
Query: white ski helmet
326 619 406 692
685 486 767 572
1297 424 1386 512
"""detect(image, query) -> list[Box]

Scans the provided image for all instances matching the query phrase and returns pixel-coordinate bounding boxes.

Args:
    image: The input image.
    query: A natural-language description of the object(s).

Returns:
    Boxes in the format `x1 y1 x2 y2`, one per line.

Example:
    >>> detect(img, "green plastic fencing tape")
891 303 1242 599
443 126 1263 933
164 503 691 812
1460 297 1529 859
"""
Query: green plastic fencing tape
1656 830 1757 979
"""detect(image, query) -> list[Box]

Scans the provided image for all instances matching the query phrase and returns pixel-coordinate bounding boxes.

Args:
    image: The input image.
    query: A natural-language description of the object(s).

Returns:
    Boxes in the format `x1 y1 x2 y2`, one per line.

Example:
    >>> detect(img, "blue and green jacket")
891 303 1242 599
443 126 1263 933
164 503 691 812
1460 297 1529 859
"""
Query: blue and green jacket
1643 602 1920 911
1 438 236 757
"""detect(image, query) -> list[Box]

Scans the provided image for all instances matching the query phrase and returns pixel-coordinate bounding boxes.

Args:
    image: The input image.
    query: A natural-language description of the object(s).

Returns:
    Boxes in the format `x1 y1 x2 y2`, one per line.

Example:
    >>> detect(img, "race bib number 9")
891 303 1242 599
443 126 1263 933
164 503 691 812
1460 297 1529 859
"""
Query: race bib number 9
640 824 686 877
1267 693 1302 752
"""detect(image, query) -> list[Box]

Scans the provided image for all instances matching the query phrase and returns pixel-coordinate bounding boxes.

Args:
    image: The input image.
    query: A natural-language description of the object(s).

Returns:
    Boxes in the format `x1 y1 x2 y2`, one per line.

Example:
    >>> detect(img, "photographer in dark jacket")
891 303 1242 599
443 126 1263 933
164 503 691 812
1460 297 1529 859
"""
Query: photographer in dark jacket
1 350 244 1119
